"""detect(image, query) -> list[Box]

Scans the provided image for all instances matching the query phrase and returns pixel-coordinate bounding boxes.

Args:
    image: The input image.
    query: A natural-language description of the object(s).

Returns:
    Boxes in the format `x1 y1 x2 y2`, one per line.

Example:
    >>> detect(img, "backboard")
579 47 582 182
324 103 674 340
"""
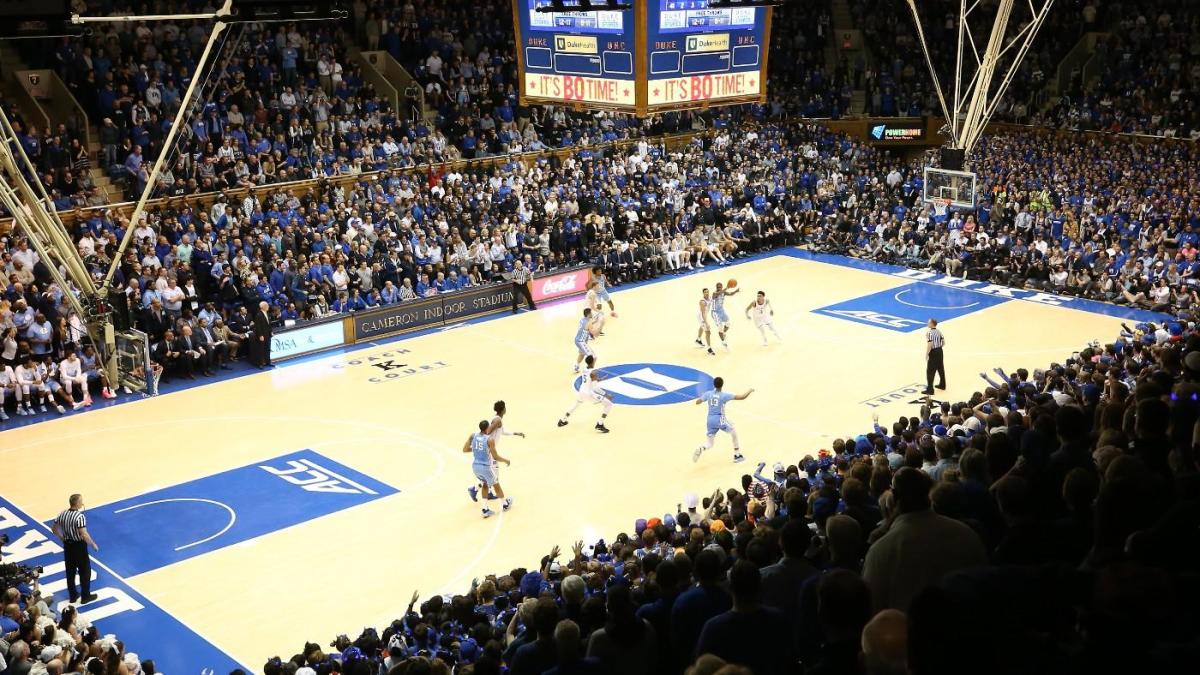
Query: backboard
923 167 977 210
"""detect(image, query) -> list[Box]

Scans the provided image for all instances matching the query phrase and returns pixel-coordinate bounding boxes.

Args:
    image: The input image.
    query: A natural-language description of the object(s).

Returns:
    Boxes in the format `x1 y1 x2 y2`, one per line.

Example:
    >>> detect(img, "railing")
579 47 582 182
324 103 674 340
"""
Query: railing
1080 36 1110 92
356 51 402 116
4 70 51 133
15 69 92 149
359 50 426 123
1048 32 1106 99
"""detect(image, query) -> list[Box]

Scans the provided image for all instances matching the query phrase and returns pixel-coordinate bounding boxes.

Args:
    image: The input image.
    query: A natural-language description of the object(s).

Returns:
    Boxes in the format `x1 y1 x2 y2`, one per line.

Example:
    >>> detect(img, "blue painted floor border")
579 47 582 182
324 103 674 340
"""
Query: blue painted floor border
780 249 1170 323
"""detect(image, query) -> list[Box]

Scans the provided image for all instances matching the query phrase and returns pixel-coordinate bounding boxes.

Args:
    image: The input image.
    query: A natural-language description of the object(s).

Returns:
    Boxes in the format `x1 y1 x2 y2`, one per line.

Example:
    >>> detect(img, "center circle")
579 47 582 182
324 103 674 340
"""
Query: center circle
575 362 715 406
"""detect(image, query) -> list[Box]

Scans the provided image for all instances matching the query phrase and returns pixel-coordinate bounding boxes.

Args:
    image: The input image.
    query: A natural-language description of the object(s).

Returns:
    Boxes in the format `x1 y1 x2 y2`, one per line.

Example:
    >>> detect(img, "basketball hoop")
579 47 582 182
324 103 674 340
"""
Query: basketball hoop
932 198 952 210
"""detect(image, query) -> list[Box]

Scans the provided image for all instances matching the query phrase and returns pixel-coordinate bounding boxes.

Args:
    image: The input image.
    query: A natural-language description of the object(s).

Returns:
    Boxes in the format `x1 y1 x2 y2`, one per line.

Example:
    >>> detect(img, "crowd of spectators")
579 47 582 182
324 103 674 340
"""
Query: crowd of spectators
1035 1 1200 138
249 313 1198 675
5 0 837 208
0 587 158 675
816 127 1200 316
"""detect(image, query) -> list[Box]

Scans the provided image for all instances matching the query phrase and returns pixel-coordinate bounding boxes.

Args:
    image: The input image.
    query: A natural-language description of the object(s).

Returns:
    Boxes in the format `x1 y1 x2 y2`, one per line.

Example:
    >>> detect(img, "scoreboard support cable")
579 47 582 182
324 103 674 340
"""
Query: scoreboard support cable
514 0 774 116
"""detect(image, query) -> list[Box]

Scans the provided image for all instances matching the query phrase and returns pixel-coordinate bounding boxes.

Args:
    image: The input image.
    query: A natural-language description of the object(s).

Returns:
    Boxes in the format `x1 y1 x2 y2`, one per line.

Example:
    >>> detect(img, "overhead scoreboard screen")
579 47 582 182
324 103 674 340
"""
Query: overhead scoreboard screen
516 0 638 111
514 0 773 115
647 0 771 111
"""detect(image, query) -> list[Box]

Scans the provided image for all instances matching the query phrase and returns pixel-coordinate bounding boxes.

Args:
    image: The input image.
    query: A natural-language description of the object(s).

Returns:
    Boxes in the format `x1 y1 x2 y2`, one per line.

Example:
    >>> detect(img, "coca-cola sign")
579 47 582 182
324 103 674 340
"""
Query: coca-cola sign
532 267 591 302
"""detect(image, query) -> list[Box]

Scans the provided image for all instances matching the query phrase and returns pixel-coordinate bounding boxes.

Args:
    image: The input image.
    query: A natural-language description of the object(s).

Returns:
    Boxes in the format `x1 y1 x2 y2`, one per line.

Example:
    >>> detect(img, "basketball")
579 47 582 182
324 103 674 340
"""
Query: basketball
727 279 738 289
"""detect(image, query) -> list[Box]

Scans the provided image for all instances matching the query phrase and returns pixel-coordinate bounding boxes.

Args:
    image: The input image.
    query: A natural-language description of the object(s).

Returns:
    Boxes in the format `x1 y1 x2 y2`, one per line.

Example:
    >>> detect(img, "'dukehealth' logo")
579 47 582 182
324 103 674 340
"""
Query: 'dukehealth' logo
577 363 714 406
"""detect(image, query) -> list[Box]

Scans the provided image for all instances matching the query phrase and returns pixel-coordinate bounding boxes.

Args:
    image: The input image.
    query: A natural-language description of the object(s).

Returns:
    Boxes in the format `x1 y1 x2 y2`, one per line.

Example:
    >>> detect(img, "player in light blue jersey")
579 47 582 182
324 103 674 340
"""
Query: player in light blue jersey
710 282 741 351
693 376 754 463
591 267 617 316
464 419 512 518
574 307 597 373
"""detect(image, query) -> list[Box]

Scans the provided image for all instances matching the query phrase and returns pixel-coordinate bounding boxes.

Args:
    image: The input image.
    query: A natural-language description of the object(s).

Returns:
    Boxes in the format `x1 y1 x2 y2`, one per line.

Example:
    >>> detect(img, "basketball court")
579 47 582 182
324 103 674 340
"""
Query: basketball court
0 248 1163 670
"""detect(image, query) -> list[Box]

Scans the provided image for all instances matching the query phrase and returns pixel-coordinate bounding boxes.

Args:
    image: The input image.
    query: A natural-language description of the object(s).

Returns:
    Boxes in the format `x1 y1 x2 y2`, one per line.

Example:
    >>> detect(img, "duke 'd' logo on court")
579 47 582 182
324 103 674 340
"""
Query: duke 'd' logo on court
578 363 714 406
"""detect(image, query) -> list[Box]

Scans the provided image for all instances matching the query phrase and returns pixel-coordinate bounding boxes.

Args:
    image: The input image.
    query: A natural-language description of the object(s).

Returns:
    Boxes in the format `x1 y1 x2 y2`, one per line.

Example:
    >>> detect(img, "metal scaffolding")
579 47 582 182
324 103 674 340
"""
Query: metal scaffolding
904 0 1056 160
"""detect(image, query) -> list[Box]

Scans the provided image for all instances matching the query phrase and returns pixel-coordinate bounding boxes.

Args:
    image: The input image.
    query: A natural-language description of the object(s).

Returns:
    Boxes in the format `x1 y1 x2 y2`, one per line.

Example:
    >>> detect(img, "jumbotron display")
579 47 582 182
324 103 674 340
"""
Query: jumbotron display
514 0 772 115
647 0 770 109
517 0 638 109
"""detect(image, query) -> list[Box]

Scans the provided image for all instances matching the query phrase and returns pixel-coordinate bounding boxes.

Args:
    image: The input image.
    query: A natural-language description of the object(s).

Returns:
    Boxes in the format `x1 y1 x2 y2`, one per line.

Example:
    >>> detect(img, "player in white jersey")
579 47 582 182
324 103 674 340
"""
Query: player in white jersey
40 354 78 412
0 363 19 420
590 267 617 316
15 355 50 415
487 400 526 448
695 288 716 355
710 282 740 351
574 307 597 373
584 285 607 336
60 351 92 407
557 355 613 432
745 291 782 345
464 419 512 518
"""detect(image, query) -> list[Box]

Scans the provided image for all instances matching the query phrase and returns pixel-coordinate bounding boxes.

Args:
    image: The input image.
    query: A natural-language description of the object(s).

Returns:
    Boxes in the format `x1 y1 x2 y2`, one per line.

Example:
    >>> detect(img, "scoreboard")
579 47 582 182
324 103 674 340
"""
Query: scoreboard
647 0 770 110
514 0 772 115
516 0 639 110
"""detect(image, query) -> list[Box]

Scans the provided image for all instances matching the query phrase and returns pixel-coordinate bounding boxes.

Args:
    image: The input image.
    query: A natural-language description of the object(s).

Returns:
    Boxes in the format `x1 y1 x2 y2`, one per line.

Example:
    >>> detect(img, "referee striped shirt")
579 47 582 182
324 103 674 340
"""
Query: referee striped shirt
927 327 945 349
511 267 530 284
55 508 87 542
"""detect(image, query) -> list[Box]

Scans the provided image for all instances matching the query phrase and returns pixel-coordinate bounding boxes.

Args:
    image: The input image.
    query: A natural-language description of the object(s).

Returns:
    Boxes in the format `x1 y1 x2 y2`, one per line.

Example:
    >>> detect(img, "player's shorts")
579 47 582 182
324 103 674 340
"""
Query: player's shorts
45 379 63 393
697 311 709 326
707 416 734 436
596 287 611 303
473 462 499 487
575 340 593 356
712 309 730 325
578 384 607 403
753 316 772 327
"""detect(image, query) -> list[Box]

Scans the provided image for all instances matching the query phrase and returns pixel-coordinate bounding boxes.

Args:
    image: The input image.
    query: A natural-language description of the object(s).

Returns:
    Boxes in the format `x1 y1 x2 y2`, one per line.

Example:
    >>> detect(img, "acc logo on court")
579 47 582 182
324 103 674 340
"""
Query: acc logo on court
819 309 924 330
577 363 713 406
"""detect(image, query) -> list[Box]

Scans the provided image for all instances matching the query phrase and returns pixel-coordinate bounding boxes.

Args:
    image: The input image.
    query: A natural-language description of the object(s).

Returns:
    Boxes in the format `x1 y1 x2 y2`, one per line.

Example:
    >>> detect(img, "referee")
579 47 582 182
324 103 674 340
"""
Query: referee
510 260 536 314
924 318 947 395
52 494 99 604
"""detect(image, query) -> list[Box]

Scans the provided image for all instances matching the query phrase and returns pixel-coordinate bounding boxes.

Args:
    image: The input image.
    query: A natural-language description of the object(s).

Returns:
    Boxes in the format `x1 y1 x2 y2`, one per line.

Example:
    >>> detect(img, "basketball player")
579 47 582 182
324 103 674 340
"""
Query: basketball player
59 351 92 407
574 307 596 373
693 376 753 464
557 355 613 432
464 420 512 518
40 355 80 412
15 355 50 415
0 362 19 420
487 400 526 444
695 287 716 355
710 281 741 351
745 291 782 345
591 267 617 316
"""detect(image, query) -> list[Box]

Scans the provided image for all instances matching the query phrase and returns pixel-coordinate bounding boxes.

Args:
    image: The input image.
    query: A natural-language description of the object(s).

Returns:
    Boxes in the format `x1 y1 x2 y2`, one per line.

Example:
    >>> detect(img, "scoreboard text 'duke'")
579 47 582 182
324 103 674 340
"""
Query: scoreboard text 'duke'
513 0 773 116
